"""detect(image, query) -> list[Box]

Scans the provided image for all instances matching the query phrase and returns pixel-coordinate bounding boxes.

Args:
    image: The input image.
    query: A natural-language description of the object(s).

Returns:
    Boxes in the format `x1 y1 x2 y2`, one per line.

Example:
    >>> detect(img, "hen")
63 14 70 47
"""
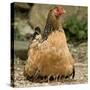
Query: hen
24 6 75 82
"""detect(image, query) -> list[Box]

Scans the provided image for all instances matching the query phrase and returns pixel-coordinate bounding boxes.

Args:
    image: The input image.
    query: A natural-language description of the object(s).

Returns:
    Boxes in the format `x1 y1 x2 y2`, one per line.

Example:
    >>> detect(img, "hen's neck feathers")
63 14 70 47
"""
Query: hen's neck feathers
42 10 62 40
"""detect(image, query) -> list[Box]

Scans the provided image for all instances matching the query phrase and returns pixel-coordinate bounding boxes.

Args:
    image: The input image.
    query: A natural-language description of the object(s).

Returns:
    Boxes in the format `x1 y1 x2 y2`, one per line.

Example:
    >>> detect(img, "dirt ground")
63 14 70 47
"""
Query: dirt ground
12 42 88 87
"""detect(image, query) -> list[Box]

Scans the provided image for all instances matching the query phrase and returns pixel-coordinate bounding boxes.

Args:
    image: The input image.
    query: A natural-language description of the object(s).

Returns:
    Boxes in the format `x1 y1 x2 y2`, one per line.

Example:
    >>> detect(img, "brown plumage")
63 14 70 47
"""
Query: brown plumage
24 6 75 82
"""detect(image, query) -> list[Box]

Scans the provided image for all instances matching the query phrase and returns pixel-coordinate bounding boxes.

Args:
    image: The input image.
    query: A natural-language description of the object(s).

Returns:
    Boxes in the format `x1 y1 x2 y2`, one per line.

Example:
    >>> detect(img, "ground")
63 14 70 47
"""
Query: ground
12 42 88 87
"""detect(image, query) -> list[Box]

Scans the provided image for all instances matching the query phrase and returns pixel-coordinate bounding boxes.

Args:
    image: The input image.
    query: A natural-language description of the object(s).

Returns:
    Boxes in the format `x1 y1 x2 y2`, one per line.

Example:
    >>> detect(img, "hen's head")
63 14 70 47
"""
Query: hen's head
53 6 65 17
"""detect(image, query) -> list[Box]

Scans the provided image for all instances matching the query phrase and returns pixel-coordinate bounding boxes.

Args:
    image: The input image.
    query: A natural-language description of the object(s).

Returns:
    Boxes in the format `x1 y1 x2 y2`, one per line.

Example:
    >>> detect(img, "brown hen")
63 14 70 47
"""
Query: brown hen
24 6 75 82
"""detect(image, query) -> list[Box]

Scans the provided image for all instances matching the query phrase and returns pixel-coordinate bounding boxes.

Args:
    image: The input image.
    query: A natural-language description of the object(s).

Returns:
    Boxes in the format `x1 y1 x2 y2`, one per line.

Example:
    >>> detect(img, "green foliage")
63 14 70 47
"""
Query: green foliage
64 15 87 43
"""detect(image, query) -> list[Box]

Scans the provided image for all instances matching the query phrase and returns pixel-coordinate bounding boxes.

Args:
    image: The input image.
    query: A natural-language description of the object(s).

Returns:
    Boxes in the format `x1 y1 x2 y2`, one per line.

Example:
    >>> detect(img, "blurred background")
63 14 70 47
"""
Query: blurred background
11 2 88 87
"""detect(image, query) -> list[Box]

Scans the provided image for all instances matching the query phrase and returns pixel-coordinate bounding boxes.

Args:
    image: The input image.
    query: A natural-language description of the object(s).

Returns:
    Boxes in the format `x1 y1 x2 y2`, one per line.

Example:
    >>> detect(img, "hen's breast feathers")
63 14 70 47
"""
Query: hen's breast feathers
27 30 74 76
